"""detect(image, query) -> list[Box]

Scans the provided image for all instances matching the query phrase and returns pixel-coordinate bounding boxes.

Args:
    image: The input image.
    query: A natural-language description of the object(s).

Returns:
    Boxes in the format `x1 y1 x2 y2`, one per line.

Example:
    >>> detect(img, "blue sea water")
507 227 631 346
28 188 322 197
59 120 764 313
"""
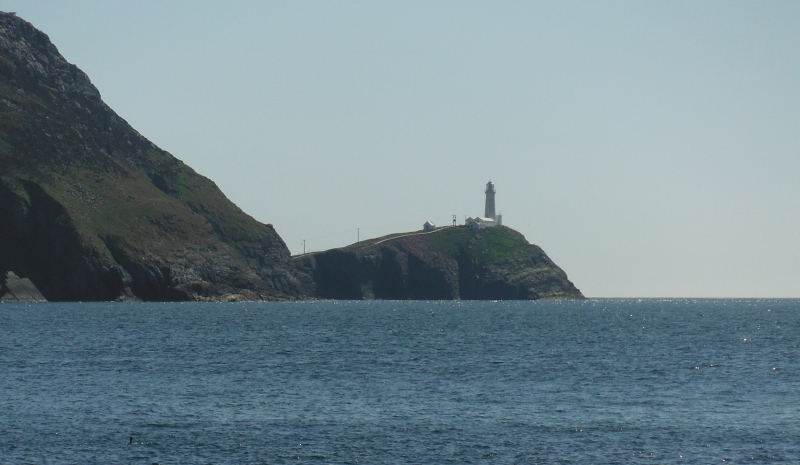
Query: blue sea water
1 299 798 464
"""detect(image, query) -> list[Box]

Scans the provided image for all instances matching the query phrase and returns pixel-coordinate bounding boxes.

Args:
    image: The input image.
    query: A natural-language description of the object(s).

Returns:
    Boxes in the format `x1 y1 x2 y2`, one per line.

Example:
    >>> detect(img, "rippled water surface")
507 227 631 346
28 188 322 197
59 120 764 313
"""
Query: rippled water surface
1 299 799 464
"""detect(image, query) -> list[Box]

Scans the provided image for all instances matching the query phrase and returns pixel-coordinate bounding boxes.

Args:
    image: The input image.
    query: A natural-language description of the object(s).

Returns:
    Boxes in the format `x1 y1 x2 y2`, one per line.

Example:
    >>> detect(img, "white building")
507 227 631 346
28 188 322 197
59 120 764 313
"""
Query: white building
465 216 496 229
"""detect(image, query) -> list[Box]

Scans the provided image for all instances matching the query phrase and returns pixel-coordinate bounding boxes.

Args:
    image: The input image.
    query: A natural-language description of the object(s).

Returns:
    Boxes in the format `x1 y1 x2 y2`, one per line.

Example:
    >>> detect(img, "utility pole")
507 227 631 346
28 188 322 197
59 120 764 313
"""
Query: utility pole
357 228 360 242
452 215 457 226
302 239 306 254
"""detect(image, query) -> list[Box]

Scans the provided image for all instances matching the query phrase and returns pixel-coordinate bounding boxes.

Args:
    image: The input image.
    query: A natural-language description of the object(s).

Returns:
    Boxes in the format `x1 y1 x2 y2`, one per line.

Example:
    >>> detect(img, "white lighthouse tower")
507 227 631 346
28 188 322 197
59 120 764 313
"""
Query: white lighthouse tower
466 181 502 229
484 180 496 220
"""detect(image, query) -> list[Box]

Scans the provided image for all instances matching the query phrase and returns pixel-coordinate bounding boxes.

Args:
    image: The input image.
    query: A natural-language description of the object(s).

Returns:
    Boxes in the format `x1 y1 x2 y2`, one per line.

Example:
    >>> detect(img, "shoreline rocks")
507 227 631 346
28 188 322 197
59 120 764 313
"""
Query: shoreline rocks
1 271 47 302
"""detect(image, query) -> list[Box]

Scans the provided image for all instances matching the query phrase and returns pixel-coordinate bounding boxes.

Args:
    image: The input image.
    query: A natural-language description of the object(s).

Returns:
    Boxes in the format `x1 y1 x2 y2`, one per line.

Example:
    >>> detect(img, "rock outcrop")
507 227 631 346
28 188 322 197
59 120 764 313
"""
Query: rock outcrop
0 12 302 301
295 226 584 300
0 271 47 302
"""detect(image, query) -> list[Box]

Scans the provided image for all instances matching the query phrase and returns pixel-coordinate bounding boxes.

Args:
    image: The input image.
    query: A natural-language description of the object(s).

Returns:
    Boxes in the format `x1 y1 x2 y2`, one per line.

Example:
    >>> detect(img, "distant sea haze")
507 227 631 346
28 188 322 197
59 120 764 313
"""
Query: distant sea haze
2 299 797 464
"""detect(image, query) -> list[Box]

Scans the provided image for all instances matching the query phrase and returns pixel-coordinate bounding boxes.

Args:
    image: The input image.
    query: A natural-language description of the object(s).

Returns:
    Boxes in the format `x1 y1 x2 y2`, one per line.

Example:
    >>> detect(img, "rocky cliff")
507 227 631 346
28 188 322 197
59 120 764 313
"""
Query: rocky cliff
295 226 584 300
0 270 47 302
0 12 302 301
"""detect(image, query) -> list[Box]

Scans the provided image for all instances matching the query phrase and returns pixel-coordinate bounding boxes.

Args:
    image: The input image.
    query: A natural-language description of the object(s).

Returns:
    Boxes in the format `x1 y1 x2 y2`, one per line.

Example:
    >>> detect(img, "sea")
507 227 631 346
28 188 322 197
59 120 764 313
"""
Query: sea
1 299 798 464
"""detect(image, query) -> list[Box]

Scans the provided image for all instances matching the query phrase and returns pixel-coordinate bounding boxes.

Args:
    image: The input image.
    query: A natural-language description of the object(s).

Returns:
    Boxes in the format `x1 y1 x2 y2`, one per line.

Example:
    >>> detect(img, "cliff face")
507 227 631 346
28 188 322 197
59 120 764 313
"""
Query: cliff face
0 12 302 301
295 226 584 300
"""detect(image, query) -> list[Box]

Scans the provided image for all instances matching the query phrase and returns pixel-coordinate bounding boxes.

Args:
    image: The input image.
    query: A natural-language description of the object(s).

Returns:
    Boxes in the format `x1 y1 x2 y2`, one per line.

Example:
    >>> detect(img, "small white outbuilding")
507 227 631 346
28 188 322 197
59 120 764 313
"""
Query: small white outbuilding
465 217 497 230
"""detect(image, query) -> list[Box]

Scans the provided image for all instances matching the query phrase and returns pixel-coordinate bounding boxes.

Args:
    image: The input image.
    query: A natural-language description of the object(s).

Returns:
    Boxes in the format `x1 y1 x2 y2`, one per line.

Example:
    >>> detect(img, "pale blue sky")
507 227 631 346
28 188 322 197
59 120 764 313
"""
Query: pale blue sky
3 1 799 297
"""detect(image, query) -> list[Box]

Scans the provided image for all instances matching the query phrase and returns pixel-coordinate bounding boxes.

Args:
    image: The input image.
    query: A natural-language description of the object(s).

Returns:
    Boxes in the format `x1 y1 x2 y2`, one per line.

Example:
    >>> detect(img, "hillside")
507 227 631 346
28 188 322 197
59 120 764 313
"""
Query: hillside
294 226 584 300
0 12 302 301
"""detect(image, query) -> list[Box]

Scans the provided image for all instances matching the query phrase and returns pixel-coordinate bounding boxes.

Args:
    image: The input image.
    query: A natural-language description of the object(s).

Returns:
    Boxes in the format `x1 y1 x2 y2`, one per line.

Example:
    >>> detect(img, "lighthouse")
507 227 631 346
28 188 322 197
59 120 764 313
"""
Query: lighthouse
484 181 496 219
466 181 502 229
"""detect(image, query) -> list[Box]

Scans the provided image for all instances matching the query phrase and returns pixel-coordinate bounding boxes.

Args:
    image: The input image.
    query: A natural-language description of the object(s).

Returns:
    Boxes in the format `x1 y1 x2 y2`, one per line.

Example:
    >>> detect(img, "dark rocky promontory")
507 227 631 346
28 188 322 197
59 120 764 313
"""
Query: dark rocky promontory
295 226 584 300
0 12 302 301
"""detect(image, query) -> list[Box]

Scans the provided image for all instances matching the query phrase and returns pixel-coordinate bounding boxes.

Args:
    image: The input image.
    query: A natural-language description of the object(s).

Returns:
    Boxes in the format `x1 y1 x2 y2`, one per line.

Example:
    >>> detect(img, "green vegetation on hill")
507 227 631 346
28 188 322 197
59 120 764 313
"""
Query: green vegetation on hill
0 12 301 301
426 226 537 266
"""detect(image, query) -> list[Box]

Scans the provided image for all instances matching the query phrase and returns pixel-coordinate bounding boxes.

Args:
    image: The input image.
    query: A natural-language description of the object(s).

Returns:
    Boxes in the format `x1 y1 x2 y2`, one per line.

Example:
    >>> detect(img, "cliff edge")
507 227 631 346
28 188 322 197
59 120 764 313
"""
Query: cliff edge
295 226 584 300
0 12 302 301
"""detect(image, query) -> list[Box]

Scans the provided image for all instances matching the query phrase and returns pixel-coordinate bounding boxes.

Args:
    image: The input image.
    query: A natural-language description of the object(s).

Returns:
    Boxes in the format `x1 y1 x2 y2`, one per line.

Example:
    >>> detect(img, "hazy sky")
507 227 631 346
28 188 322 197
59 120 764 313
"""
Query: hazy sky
3 1 799 298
